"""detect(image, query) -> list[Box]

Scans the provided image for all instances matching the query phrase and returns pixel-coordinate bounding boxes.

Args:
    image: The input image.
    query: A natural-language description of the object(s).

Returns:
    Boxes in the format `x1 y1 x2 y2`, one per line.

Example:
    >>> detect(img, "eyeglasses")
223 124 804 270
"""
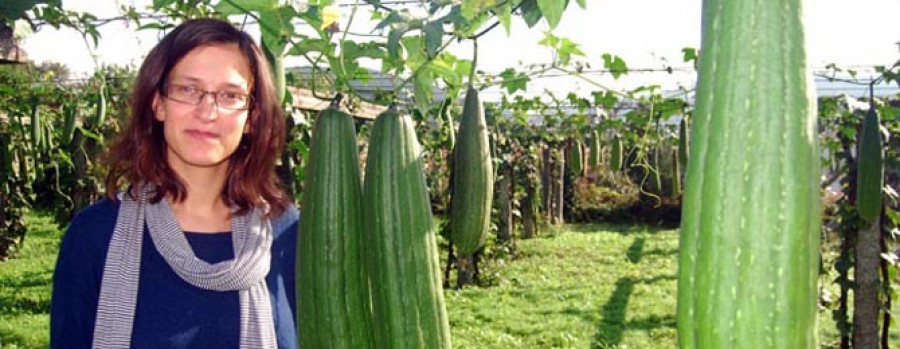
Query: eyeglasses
163 83 252 110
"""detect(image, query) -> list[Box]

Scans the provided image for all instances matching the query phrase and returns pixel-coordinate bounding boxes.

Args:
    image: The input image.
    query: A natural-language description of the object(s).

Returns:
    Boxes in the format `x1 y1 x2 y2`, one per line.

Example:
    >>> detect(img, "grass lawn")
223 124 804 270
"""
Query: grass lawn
1 211 898 348
446 224 679 349
1 213 60 348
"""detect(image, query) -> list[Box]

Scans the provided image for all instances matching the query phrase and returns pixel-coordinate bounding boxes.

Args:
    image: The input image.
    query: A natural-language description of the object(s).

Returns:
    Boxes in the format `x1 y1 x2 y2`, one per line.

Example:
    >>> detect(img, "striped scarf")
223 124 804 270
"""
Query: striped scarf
92 185 277 348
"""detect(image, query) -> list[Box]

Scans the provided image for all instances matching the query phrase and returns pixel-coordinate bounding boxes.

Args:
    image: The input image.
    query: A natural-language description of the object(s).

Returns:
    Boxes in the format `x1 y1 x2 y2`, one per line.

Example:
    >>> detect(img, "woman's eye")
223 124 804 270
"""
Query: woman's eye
179 85 198 94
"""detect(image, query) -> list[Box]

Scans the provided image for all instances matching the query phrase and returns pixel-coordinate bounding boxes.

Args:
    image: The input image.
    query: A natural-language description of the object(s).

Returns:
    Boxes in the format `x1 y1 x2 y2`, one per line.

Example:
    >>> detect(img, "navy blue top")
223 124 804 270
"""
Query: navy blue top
50 199 299 349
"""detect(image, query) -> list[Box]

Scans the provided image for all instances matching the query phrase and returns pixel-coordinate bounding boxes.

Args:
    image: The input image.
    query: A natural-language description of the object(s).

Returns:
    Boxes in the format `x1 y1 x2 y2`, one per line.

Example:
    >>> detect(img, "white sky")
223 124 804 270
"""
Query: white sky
20 0 900 99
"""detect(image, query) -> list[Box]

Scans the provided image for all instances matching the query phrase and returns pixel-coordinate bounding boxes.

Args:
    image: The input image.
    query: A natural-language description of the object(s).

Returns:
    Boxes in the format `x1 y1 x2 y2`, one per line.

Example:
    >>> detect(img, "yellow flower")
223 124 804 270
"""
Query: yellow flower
320 6 340 31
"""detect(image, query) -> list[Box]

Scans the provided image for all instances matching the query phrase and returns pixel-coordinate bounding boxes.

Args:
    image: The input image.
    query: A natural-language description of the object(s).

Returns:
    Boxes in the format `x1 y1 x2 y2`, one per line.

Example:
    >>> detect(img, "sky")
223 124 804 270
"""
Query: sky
19 0 900 99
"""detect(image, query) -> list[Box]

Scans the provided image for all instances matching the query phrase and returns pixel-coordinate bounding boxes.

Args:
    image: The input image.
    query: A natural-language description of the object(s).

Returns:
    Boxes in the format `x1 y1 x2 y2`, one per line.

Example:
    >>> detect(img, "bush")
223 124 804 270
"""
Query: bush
567 174 681 228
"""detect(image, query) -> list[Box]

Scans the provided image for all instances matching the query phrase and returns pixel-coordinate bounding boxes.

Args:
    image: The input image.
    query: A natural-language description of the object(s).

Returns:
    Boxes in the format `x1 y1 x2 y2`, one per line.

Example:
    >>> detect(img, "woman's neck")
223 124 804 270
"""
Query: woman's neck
168 165 232 233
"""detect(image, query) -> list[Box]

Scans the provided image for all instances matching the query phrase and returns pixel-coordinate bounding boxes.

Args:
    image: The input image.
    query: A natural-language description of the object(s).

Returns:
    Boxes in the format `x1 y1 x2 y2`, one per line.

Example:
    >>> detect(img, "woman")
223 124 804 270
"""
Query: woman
50 18 298 348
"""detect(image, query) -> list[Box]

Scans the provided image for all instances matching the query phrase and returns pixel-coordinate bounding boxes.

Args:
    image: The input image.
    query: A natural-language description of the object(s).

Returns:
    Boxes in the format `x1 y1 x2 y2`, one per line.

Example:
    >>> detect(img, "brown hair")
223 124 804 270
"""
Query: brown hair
105 18 288 217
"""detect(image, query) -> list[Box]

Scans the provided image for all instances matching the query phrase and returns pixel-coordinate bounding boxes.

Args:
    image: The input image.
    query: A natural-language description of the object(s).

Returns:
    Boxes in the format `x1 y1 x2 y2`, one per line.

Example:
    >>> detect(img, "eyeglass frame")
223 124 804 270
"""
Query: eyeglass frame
161 83 254 111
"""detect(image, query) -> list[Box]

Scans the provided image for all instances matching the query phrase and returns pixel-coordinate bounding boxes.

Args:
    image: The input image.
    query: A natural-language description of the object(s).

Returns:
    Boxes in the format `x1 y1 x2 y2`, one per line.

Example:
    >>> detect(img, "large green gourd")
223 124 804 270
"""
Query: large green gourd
609 135 622 172
671 147 681 196
678 117 689 169
856 108 883 223
450 86 494 256
297 106 374 348
676 0 821 348
568 139 583 176
29 96 42 150
93 82 107 126
363 106 452 349
588 131 601 171
62 105 78 145
650 146 662 194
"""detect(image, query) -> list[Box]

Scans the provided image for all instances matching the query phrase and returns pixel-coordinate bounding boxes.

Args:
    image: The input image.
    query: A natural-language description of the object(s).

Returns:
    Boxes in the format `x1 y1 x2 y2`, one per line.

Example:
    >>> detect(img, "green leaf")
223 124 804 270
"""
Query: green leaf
557 37 584 65
538 31 559 49
402 35 426 70
425 58 457 89
424 21 443 58
343 41 386 61
566 93 590 112
461 0 478 20
373 11 402 32
152 0 175 10
461 0 496 20
602 53 628 79
592 90 617 110
499 68 528 94
297 5 324 32
459 10 491 38
386 29 404 62
138 22 174 31
839 125 857 141
576 0 587 9
349 68 371 85
537 0 566 29
0 0 40 20
454 59 473 78
413 71 434 119
520 0 542 28
496 2 512 35
259 9 289 57
439 5 470 36
289 37 334 56
681 47 697 63
214 0 277 14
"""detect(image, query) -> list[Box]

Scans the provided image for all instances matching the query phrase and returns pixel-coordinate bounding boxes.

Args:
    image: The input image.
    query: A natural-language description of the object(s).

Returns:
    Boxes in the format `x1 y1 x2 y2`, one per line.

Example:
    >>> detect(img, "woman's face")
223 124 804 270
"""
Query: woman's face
153 43 253 176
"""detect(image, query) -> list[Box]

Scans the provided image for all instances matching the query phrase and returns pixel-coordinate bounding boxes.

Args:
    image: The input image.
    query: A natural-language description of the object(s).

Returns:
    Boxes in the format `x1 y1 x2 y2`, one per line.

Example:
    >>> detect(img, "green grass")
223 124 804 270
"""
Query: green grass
0 213 61 348
1 211 898 348
446 224 679 349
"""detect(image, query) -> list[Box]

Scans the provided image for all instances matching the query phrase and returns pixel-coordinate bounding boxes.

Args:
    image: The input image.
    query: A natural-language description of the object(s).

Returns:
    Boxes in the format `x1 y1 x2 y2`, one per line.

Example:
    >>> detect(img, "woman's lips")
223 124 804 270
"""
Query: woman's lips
186 129 218 139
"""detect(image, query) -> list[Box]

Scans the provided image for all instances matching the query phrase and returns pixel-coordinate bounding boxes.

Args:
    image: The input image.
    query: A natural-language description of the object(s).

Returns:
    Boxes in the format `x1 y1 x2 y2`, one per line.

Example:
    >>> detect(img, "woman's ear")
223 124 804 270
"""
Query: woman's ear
153 94 165 122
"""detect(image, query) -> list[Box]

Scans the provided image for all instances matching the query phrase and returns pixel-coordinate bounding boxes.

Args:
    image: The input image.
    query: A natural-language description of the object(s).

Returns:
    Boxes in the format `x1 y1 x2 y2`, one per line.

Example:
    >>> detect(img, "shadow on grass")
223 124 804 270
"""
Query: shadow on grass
626 237 645 264
0 270 53 315
636 274 677 285
644 247 679 258
591 276 678 348
594 277 634 347
0 329 36 349
627 313 676 331
565 223 675 237
0 270 53 289
0 293 50 315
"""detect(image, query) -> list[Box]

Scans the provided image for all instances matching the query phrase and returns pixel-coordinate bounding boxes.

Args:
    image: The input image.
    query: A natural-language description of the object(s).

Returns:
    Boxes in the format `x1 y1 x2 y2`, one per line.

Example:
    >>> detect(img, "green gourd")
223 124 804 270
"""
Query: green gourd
676 0 821 347
449 86 494 256
363 106 452 349
568 139 583 176
671 147 681 196
610 135 622 172
296 105 374 349
678 116 689 169
589 131 601 171
856 107 883 223
62 105 78 145
30 96 42 150
93 82 107 126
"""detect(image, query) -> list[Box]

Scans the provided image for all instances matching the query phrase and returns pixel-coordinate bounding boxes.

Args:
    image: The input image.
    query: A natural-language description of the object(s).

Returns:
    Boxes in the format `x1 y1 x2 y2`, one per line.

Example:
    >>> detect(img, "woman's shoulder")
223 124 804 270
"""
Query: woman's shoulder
72 198 120 222
70 198 120 228
65 198 120 241
57 198 120 261
270 204 298 238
